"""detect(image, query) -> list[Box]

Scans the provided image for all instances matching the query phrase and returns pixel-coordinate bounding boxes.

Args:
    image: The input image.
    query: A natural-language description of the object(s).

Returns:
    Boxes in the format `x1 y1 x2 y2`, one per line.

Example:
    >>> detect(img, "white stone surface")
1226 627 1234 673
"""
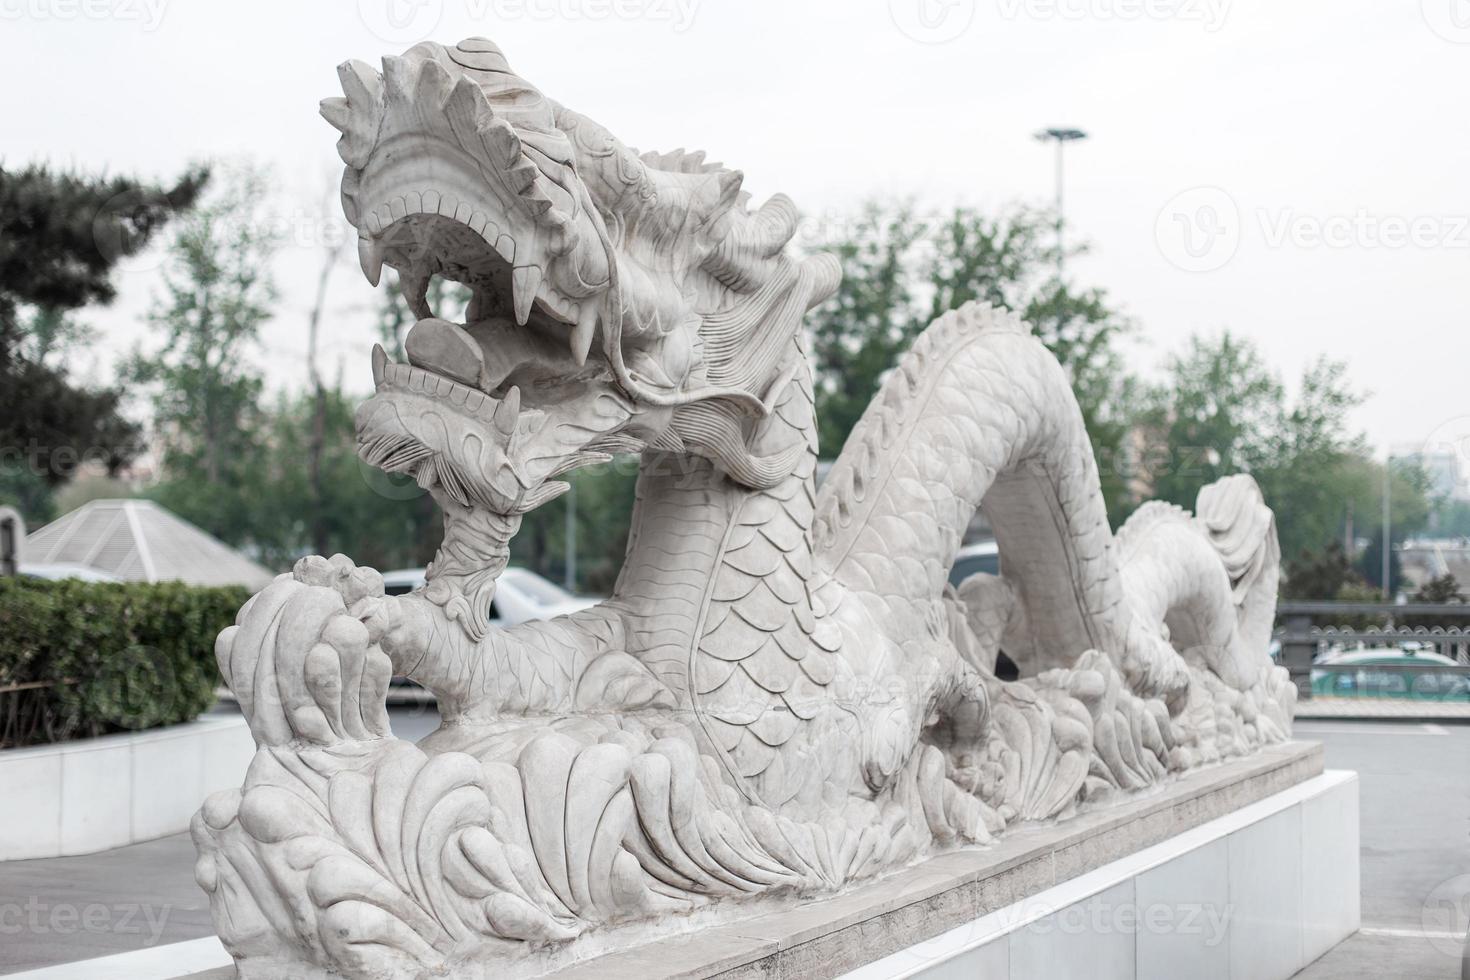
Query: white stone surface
193 34 1302 979
131 727 207 843
1299 773 1361 963
1228 803 1304 980
1135 836 1230 980
200 718 257 797
918 939 1009 980
1009 880 1138 979
0 715 251 860
843 770 1359 980
59 737 132 854
0 750 62 860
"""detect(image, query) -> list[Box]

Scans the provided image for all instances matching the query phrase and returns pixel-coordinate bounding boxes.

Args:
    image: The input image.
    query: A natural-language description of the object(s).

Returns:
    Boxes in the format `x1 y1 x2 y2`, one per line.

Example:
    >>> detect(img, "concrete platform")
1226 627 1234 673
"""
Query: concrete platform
547 741 1332 979
6 741 1356 980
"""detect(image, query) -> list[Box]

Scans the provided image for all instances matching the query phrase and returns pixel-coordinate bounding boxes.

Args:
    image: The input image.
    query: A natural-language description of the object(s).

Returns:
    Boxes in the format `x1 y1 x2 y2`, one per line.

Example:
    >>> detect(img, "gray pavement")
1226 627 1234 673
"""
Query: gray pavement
1290 719 1470 979
0 834 211 973
0 710 1465 976
1296 698 1470 721
0 704 441 975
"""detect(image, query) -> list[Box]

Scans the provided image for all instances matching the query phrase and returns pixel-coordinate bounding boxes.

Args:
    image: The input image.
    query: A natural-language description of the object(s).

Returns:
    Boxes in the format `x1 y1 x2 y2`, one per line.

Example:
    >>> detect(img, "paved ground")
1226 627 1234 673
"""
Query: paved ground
0 704 442 975
1290 719 1470 979
1296 698 1470 721
1 711 1465 976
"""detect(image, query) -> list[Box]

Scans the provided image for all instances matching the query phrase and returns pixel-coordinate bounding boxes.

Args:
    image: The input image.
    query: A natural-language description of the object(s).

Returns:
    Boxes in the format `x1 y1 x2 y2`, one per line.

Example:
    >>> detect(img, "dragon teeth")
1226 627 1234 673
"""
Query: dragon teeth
358 234 384 286
511 265 542 326
493 385 520 435
374 348 515 430
571 302 597 367
371 343 387 387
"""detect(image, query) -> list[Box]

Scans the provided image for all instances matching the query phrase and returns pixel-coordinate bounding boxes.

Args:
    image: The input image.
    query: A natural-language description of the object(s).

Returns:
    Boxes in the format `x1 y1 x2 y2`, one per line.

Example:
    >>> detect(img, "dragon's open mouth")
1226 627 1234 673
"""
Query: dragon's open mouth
362 211 602 373
327 36 842 509
355 207 638 515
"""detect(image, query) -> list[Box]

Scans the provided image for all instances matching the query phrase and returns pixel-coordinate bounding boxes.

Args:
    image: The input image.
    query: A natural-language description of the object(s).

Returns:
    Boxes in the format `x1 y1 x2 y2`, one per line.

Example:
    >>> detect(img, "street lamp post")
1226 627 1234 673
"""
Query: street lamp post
1382 457 1392 601
1033 127 1088 279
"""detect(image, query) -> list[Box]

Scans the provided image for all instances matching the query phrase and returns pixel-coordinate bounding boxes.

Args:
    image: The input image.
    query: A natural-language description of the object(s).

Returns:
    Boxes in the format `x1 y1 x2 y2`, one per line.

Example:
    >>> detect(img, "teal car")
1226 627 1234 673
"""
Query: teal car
1310 649 1470 701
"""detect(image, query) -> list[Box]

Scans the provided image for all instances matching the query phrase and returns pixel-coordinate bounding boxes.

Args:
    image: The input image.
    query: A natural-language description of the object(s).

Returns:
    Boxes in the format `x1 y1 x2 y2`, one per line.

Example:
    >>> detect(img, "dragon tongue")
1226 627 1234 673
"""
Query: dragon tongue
403 318 483 388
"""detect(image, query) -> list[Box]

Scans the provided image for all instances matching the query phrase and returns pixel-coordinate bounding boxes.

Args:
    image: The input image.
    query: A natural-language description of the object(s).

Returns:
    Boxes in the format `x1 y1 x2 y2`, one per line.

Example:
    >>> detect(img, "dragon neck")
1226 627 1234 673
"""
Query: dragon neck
613 342 821 706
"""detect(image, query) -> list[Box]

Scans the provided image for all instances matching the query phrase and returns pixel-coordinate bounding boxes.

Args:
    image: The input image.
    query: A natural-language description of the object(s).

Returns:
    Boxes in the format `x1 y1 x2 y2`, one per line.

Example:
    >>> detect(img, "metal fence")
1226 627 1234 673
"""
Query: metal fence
1275 601 1470 701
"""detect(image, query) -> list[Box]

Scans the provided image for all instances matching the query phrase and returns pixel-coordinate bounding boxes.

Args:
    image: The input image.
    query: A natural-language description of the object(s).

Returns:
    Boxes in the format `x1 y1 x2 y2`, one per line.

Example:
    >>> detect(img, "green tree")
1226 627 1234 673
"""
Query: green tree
805 200 1139 521
1140 334 1406 561
510 461 639 594
247 388 441 571
1437 499 1470 538
1412 574 1463 604
0 163 207 523
1352 463 1433 598
1139 332 1282 507
130 166 276 545
1282 541 1365 600
1250 357 1371 561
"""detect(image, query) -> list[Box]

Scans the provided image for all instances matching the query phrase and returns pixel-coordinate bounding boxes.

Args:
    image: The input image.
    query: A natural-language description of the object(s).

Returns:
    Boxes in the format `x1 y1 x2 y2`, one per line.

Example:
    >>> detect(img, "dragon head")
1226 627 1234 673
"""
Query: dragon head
324 37 840 515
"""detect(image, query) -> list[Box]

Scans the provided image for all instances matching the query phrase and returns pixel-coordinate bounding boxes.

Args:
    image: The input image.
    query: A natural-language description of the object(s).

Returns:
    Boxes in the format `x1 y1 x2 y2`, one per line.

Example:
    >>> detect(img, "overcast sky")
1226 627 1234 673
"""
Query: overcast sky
6 0 1468 466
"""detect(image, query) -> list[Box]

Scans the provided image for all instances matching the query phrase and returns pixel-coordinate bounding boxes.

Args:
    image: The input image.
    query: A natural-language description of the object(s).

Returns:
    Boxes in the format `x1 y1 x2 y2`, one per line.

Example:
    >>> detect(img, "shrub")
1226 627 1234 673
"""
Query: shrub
0 577 248 748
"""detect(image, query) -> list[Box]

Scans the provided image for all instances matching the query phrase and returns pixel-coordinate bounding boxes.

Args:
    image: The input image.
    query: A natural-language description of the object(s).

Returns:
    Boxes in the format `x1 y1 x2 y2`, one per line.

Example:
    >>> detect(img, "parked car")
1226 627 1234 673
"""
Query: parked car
17 562 122 583
379 566 597 629
1310 649 1470 701
948 540 1000 587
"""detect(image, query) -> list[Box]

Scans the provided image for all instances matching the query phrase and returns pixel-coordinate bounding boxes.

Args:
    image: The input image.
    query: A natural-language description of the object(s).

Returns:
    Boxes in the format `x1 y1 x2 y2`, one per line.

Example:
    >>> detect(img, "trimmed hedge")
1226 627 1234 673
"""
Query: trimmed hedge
0 577 249 748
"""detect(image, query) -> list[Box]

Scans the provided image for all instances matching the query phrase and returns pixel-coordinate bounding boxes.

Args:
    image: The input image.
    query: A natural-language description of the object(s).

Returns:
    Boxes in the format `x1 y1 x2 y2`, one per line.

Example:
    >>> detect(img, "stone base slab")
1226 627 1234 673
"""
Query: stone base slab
843 769 1359 980
547 740 1331 979
29 741 1336 980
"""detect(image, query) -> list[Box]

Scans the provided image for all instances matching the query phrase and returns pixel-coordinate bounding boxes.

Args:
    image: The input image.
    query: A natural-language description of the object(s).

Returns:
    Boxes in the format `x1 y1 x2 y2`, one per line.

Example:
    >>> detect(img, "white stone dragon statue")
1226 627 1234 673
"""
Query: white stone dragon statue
193 37 1295 979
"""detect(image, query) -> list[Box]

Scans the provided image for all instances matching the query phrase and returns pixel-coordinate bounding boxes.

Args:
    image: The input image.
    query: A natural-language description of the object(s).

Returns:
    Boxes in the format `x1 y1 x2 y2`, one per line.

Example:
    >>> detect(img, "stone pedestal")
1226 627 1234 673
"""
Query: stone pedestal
547 742 1355 980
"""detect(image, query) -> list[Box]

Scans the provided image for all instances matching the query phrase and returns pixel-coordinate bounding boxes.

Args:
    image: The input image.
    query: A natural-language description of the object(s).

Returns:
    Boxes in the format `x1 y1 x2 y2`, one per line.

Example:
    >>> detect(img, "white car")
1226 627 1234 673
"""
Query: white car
948 540 1000 587
18 562 122 583
379 566 596 629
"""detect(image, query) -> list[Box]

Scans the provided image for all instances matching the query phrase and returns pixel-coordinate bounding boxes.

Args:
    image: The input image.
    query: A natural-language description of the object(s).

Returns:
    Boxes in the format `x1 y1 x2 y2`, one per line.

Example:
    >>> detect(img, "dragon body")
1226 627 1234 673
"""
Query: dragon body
194 38 1294 979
